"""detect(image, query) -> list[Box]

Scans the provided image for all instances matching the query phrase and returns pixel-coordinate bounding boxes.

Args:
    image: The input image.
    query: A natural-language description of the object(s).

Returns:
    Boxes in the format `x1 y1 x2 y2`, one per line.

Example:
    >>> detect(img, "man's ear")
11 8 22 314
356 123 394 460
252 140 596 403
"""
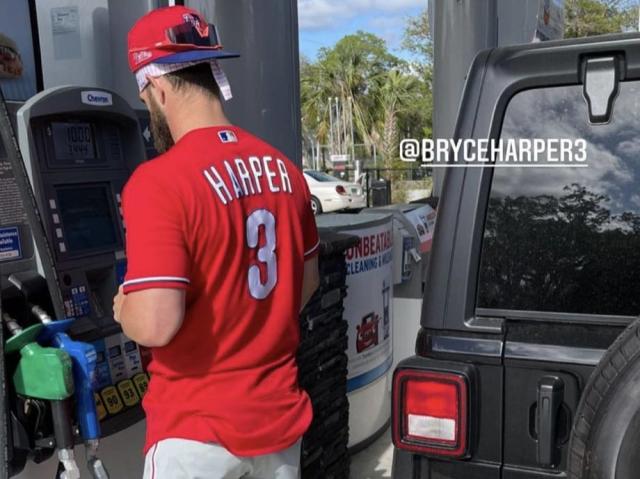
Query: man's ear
147 76 168 107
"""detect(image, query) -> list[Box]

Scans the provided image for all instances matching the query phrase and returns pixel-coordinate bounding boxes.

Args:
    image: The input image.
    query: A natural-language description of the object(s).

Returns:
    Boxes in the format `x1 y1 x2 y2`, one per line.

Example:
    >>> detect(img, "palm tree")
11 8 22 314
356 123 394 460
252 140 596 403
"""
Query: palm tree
300 32 401 168
373 70 421 169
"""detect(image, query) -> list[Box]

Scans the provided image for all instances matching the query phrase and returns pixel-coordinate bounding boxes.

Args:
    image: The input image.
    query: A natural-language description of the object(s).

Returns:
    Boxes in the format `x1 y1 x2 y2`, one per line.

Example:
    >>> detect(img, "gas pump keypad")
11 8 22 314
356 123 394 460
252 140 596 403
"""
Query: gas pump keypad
63 286 91 318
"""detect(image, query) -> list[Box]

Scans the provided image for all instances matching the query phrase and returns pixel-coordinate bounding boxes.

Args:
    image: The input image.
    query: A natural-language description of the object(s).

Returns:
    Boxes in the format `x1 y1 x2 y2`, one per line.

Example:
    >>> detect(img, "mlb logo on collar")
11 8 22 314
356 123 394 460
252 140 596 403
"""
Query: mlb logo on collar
218 130 238 143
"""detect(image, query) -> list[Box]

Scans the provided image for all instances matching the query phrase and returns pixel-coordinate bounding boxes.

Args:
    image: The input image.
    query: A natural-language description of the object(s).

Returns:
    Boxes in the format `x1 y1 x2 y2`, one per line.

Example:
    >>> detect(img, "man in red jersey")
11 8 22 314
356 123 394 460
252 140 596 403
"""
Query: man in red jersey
112 6 320 478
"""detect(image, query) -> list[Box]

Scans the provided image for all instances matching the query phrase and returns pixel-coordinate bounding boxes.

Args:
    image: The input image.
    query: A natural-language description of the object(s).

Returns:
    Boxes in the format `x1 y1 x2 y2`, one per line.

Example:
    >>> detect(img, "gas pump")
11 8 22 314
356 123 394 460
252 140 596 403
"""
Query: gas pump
0 83 150 477
11 85 149 478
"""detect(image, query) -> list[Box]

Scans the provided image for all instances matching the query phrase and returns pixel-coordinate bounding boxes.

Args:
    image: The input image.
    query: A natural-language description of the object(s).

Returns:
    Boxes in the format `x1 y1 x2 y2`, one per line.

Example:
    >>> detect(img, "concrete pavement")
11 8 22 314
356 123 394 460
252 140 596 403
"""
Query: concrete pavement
350 428 393 479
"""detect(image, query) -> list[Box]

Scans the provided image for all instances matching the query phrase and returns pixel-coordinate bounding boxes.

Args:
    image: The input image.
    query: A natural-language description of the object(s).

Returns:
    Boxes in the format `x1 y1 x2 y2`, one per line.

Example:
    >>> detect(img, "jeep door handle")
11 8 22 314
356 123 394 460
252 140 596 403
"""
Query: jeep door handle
536 376 564 467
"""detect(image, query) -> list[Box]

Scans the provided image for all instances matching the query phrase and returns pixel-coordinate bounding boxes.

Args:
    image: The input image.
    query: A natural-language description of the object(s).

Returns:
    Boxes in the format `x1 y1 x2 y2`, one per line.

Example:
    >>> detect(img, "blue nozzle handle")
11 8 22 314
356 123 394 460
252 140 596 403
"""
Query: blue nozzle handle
57 334 101 441
37 319 75 343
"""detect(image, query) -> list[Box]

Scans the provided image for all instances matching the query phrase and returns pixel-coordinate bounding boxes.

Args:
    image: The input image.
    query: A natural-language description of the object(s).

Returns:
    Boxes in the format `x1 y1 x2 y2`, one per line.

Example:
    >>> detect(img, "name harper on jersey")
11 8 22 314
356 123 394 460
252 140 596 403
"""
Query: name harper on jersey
203 156 293 205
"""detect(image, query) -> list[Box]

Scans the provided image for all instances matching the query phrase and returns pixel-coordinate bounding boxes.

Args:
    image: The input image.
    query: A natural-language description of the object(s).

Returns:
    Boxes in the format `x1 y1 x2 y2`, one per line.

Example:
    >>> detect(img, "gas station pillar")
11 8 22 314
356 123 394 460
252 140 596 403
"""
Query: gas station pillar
430 0 542 196
186 0 304 167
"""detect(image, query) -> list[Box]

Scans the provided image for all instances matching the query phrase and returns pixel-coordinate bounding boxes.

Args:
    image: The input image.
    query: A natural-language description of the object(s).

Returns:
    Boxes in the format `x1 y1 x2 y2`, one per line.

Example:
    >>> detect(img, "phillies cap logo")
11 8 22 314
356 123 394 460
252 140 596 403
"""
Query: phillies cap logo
183 13 208 37
133 51 152 66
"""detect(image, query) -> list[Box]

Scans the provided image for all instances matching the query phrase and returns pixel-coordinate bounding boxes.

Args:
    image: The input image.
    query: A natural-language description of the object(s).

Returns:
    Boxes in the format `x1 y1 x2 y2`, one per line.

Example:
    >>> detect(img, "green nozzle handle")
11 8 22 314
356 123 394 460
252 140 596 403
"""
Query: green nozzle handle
2 314 73 400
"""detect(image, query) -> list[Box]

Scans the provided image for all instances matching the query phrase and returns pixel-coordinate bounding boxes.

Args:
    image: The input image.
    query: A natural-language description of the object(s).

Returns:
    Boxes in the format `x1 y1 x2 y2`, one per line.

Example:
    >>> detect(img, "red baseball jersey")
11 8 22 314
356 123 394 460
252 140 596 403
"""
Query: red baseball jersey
122 126 318 456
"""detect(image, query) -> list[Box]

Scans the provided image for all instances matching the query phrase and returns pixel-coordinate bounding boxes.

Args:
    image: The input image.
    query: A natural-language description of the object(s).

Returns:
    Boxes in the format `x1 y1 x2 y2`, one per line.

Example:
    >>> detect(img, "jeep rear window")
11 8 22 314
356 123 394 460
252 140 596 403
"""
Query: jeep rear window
477 81 640 316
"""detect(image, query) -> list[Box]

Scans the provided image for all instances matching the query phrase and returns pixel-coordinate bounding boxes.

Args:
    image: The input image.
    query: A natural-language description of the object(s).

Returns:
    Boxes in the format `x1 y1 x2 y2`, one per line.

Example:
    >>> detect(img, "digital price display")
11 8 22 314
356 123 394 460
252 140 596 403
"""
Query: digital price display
51 122 97 162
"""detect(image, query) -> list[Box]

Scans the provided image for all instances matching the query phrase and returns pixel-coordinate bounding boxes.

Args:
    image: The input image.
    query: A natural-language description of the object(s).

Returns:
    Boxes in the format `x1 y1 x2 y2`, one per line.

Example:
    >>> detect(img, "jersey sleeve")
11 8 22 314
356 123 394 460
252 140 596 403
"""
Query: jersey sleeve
121 166 191 294
301 180 320 259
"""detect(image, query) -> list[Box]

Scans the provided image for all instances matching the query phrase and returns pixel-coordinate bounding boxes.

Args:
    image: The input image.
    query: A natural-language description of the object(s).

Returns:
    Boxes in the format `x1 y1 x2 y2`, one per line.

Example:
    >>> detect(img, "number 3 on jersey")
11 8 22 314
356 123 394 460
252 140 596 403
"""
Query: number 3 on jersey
246 209 278 299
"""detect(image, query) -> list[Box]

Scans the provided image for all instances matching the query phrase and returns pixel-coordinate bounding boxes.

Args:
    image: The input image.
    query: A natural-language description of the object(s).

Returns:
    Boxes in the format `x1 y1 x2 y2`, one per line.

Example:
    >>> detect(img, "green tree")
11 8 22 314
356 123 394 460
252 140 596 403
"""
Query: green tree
300 32 402 166
564 0 637 38
401 8 433 140
300 17 434 175
320 32 399 155
373 70 421 168
300 56 331 147
402 7 433 80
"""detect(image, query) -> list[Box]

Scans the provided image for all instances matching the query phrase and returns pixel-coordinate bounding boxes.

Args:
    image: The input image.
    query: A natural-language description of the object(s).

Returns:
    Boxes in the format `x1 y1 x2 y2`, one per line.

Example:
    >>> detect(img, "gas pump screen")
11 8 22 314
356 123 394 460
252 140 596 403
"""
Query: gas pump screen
51 122 97 162
56 185 120 255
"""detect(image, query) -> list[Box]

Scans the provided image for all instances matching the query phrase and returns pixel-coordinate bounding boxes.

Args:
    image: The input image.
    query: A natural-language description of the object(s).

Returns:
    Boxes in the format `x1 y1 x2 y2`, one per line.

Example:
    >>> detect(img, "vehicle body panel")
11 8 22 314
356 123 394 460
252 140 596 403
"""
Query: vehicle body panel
394 33 640 478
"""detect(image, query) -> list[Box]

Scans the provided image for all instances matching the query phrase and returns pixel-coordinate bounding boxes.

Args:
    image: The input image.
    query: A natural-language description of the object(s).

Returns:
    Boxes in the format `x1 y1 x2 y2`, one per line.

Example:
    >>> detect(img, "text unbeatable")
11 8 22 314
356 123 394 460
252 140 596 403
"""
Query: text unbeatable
346 231 393 260
347 250 393 275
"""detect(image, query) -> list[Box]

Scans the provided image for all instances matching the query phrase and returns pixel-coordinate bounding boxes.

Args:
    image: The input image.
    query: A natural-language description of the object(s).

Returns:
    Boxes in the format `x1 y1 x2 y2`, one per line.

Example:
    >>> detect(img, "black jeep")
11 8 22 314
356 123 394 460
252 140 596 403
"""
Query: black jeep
392 33 640 479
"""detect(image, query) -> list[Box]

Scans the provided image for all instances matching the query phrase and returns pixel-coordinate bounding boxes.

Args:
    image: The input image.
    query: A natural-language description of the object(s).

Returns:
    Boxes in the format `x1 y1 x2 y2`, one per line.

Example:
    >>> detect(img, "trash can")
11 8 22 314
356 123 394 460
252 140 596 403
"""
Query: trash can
370 179 391 207
315 214 394 450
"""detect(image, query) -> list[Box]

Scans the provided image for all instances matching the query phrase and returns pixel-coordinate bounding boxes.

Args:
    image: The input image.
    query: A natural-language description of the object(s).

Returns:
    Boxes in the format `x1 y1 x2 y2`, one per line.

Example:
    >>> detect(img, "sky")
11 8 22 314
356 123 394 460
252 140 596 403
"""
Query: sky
298 0 427 62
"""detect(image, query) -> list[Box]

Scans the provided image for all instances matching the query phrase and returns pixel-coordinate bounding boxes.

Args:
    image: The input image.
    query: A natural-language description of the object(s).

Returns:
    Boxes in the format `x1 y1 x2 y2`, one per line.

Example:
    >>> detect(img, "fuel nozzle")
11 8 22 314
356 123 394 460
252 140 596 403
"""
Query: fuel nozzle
2 312 79 479
3 312 25 336
30 304 53 324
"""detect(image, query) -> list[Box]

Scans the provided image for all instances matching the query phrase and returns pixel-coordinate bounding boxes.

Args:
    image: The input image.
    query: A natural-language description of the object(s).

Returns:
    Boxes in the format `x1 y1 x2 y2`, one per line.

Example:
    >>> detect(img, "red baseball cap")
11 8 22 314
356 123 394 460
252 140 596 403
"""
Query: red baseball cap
127 6 240 73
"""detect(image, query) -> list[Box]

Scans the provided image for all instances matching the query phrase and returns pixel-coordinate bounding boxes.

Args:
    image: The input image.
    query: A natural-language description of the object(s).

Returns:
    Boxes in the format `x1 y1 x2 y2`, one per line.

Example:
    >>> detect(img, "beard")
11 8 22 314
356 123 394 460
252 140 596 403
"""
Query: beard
147 93 175 154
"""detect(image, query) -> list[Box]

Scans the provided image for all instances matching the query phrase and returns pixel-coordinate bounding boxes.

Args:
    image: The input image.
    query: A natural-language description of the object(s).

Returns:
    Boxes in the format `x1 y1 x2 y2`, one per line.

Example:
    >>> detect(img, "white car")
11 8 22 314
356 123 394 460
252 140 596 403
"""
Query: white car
303 170 367 215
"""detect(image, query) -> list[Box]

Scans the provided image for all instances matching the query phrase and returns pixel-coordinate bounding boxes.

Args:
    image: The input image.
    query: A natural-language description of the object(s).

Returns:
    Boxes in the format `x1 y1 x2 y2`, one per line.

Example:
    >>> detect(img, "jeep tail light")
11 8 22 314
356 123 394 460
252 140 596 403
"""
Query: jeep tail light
336 185 347 195
392 369 468 458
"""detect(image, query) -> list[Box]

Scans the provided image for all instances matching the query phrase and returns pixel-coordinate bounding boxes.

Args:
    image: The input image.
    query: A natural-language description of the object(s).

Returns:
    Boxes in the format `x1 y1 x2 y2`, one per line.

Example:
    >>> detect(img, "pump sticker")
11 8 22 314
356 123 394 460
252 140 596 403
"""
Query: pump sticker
404 204 436 253
105 335 128 384
343 221 394 392
133 373 149 398
117 380 140 407
0 227 21 262
101 386 124 415
92 340 112 390
121 335 143 377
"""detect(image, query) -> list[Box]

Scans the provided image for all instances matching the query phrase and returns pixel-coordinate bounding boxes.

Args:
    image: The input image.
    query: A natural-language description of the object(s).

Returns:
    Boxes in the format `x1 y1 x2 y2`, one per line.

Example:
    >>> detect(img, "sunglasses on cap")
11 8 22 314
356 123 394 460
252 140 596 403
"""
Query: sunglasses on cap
162 20 222 49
